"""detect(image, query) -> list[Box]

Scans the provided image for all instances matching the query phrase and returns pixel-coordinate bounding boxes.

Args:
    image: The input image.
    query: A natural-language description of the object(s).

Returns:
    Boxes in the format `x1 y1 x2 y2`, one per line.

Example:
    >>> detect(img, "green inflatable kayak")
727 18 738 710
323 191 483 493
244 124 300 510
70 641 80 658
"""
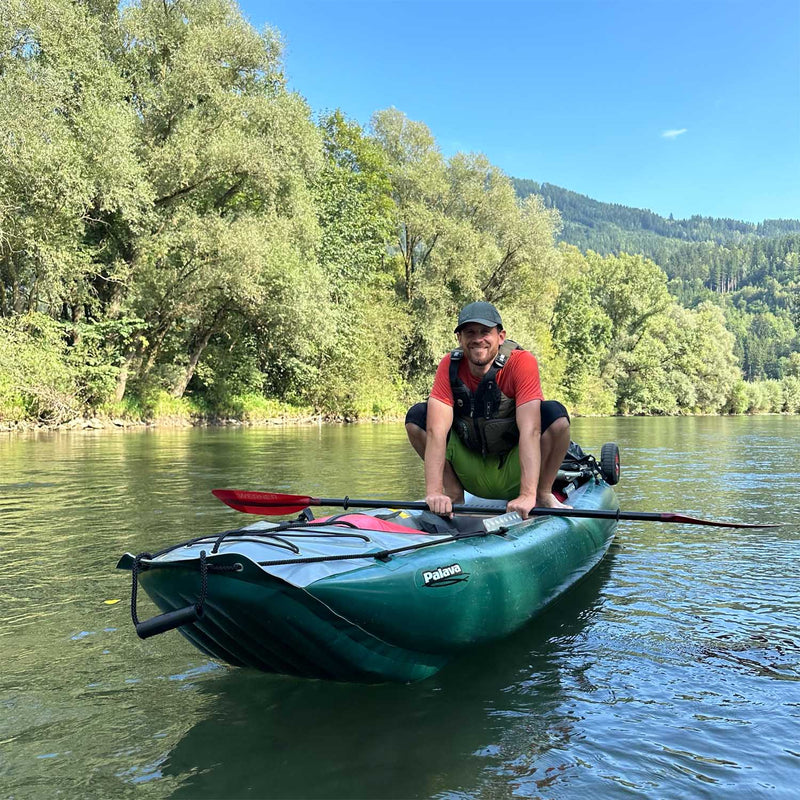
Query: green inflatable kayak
118 448 620 683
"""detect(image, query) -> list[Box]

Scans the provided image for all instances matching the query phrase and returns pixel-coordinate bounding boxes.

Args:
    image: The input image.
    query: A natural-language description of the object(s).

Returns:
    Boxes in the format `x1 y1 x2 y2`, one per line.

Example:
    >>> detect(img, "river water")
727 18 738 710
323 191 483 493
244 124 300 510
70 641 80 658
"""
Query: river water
1 417 799 799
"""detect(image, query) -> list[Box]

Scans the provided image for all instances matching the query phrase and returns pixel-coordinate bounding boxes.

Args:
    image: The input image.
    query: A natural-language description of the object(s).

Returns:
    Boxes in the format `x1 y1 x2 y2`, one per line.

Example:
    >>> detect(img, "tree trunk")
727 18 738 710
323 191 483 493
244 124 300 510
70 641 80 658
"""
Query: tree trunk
170 307 227 398
139 318 175 379
400 224 413 301
114 353 134 402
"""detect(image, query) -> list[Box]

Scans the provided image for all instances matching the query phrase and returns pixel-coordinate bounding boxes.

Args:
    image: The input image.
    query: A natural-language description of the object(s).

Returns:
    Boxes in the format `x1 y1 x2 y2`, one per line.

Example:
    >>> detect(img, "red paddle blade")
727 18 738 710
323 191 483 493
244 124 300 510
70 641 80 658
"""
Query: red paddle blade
212 489 317 515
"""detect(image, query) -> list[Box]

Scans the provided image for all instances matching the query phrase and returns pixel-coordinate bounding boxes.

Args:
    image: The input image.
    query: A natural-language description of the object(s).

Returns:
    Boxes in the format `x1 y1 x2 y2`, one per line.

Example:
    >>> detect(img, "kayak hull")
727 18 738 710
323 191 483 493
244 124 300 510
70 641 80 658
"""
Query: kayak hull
141 564 446 682
127 479 618 683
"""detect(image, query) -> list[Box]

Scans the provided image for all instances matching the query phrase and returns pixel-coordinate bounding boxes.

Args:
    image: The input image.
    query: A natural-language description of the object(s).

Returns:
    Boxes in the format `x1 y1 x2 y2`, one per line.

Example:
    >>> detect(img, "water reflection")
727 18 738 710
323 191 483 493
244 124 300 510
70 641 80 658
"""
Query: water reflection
164 555 617 800
2 418 799 799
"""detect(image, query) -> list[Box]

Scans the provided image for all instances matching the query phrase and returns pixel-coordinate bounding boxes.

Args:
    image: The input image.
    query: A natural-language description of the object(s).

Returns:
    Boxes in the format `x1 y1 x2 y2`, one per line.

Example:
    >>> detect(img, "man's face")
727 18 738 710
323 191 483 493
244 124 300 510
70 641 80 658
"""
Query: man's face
456 323 506 370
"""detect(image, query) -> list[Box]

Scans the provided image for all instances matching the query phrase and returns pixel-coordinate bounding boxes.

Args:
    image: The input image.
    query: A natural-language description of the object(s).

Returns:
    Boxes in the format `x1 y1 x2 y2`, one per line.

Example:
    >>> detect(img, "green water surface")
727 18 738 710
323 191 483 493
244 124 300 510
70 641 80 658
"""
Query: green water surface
1 417 799 798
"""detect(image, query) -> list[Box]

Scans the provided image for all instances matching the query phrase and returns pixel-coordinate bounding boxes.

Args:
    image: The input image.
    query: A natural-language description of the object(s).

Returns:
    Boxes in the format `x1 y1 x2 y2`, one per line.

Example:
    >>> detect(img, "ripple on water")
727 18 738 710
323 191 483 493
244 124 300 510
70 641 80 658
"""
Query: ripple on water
1 419 800 799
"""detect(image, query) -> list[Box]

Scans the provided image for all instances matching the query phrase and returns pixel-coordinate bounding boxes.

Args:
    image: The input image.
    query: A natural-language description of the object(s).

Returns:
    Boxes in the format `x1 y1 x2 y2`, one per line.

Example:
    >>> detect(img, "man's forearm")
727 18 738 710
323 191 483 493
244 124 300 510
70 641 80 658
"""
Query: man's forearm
424 432 448 494
518 429 541 497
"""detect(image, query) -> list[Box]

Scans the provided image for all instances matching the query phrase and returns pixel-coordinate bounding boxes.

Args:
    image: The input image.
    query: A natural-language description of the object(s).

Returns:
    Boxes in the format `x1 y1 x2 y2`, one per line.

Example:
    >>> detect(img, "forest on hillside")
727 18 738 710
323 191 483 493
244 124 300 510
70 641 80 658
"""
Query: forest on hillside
514 180 800 385
1 0 799 426
512 179 800 244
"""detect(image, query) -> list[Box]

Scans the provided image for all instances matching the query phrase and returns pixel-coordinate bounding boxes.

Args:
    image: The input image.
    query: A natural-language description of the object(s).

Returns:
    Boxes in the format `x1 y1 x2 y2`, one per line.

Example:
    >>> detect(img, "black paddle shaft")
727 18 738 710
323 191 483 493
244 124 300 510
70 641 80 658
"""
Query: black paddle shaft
315 498 777 528
211 490 781 528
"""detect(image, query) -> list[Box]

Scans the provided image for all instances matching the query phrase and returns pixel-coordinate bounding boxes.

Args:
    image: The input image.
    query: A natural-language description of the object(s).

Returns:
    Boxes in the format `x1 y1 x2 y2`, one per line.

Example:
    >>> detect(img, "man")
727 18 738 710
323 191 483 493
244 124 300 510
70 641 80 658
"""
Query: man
405 301 571 519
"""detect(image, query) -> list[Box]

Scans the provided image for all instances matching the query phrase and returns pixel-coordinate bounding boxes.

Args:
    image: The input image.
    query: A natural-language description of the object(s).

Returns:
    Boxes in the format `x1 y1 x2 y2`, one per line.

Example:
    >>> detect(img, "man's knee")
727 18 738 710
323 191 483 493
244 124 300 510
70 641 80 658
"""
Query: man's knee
404 401 428 430
405 402 429 458
406 422 425 441
405 421 427 460
546 415 570 438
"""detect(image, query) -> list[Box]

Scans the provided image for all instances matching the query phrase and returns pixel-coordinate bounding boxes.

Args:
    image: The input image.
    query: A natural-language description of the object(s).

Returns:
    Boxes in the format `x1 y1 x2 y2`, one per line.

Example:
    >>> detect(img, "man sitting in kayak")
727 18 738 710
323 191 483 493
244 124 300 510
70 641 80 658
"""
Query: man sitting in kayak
405 301 571 519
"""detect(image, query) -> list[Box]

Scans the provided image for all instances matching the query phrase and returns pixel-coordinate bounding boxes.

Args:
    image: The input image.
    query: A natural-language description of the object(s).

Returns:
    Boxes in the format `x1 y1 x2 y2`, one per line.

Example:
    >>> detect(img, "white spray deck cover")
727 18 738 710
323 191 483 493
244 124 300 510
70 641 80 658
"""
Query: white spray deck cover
145 511 452 588
139 496 510 588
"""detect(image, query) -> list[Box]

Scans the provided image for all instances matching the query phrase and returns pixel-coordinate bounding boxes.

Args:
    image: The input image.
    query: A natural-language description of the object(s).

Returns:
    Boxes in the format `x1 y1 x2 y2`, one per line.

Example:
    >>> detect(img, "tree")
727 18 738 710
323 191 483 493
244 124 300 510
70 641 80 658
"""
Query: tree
315 110 395 297
551 248 614 411
113 0 325 400
371 110 561 389
0 0 147 318
370 107 449 304
309 110 409 415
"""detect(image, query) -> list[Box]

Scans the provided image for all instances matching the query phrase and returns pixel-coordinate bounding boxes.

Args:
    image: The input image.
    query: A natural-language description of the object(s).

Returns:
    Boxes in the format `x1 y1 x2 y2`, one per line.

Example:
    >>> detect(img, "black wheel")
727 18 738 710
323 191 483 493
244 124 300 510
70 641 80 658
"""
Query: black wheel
600 442 620 485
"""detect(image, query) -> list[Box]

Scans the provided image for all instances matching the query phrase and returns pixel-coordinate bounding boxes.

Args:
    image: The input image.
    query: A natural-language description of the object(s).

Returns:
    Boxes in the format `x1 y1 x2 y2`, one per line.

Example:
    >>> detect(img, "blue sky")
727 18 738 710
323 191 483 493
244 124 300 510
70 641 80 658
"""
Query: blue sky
239 0 800 222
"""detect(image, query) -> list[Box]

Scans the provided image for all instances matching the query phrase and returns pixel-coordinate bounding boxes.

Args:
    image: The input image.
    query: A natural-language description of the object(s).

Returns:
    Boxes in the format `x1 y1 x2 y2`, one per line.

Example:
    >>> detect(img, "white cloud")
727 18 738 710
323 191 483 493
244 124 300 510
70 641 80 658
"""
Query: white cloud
662 128 688 139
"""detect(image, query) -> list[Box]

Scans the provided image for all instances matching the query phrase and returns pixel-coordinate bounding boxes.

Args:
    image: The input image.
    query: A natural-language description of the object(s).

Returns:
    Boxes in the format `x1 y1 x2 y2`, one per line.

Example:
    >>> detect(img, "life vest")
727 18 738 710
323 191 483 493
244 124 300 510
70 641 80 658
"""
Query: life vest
448 339 523 458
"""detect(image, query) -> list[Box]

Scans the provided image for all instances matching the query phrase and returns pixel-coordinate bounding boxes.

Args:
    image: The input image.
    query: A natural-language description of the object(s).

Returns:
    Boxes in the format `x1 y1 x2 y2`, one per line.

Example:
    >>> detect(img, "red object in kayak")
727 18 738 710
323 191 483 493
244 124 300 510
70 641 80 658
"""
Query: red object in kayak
314 513 430 534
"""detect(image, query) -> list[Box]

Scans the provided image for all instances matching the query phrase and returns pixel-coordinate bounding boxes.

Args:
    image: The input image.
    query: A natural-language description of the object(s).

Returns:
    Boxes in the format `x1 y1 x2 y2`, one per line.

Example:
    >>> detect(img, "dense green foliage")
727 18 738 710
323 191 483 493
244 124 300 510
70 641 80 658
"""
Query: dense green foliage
1 0 798 425
515 180 800 390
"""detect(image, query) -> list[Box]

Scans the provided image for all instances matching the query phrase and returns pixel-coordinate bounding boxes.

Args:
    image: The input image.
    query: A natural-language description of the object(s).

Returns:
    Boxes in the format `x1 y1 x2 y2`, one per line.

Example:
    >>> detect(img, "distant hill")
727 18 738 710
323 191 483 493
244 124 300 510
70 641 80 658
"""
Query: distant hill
512 178 800 258
512 178 800 383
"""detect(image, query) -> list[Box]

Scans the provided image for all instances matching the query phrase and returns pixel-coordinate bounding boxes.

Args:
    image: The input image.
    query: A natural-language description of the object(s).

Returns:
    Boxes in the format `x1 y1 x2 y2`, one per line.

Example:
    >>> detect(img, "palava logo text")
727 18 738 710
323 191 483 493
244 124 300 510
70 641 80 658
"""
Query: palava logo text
422 563 469 587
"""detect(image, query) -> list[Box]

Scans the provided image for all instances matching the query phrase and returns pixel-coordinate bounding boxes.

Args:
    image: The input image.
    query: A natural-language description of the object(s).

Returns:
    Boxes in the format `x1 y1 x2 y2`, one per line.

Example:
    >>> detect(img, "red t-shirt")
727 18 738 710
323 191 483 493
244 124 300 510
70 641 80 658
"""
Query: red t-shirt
429 349 543 408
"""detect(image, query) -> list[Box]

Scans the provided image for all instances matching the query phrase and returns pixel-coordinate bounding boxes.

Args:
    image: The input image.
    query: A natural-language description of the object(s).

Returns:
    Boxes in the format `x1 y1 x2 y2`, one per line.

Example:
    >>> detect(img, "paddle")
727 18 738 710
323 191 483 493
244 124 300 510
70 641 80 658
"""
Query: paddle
211 489 780 529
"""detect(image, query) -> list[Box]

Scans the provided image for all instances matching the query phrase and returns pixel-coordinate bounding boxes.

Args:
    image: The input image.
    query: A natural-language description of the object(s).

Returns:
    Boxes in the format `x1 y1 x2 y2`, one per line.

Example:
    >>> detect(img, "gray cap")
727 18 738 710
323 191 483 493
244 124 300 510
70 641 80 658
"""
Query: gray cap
454 301 503 333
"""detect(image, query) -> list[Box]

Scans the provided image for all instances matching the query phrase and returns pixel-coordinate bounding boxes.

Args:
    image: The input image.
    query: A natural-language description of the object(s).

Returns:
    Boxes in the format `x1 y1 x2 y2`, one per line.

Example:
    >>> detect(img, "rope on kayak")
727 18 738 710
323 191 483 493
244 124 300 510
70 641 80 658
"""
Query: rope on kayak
146 522 372 562
208 515 375 554
132 550 214 626
130 552 153 626
132 550 243 577
211 529 301 555
255 526 493 567
196 550 208 616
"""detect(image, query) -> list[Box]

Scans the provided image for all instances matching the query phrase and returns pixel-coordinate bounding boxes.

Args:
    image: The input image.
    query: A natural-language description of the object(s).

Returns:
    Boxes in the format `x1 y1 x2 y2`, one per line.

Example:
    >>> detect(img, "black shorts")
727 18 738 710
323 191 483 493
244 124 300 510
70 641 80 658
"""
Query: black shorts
405 399 570 432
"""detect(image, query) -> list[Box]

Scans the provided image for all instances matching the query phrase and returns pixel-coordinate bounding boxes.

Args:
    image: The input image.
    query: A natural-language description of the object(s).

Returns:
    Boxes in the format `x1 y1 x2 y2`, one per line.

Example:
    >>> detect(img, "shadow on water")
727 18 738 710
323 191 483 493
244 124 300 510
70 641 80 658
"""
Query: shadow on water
162 550 619 800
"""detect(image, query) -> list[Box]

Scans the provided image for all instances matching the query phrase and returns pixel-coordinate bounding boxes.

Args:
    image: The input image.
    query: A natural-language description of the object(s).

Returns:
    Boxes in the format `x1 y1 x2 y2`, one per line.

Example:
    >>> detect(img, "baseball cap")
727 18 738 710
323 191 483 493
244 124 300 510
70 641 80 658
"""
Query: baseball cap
454 301 503 333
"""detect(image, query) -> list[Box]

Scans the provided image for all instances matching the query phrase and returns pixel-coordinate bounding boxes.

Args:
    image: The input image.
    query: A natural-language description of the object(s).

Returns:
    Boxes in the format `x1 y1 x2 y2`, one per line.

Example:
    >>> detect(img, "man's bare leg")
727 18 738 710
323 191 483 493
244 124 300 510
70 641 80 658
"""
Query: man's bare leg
537 416 571 509
405 422 427 459
405 423 465 503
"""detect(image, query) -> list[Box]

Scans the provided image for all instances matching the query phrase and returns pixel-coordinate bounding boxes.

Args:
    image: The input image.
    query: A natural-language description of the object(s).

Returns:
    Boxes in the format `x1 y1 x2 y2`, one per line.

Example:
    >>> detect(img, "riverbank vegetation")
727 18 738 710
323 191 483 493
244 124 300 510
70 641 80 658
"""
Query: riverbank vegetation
514 181 800 386
2 0 799 428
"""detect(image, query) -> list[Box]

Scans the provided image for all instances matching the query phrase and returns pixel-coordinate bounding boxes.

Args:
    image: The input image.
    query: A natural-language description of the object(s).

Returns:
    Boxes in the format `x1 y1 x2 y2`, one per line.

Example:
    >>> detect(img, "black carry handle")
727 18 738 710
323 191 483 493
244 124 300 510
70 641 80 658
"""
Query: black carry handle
131 550 208 639
135 604 203 639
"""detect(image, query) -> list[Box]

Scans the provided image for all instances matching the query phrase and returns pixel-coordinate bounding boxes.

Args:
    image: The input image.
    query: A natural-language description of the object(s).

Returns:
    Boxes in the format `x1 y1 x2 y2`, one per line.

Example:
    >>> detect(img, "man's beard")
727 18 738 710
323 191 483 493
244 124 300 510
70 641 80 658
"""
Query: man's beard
466 345 496 367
